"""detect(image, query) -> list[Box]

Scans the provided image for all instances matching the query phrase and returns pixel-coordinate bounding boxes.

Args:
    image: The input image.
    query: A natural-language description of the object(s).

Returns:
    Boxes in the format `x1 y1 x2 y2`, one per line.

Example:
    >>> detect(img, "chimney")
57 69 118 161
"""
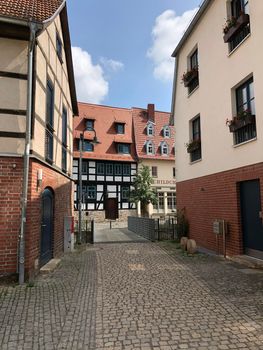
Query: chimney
147 104 155 122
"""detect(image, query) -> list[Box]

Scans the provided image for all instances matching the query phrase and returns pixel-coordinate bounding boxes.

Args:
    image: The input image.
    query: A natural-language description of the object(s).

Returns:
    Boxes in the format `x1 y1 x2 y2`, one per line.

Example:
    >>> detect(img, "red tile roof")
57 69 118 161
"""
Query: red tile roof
132 106 175 160
74 103 137 162
0 0 64 23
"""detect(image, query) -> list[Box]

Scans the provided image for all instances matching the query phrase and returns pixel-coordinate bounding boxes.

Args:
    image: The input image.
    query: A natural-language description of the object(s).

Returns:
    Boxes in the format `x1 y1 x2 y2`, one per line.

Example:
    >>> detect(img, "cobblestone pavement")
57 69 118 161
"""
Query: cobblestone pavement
0 239 263 350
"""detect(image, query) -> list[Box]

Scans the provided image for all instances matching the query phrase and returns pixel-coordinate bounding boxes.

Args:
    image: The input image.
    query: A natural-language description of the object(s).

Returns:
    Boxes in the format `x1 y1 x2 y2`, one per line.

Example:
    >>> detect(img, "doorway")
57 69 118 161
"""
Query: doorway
240 180 263 259
105 198 118 220
40 188 54 266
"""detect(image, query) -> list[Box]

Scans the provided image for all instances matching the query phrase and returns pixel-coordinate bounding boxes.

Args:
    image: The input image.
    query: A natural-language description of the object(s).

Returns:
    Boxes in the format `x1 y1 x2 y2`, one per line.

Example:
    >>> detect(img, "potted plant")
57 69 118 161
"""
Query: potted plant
226 109 255 132
186 139 201 153
223 11 250 43
181 67 199 87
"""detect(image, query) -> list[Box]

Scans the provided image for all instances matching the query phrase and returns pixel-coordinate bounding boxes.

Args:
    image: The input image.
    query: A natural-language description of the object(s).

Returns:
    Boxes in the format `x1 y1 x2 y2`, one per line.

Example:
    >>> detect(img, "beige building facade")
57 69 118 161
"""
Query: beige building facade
172 0 263 258
0 1 78 277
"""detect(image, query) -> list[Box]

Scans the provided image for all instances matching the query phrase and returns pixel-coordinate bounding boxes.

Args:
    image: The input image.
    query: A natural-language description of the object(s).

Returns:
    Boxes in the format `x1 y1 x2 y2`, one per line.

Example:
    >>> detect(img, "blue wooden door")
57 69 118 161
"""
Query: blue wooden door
40 188 54 266
240 180 263 259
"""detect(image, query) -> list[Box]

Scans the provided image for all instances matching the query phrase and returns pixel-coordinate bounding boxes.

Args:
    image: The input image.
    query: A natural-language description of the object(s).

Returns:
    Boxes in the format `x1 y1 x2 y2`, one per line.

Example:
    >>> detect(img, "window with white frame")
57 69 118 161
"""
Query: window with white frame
147 123 154 136
146 141 154 155
163 125 171 138
161 141 169 155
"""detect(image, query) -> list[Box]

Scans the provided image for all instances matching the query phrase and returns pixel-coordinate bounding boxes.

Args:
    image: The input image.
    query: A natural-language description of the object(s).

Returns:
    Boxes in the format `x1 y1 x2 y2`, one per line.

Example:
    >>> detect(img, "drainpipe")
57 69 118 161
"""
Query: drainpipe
18 22 39 285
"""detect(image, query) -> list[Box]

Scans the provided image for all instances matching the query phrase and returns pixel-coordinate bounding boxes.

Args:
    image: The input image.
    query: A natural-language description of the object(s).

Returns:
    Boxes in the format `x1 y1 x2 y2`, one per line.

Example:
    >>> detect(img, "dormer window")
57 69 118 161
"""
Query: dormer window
82 140 94 152
86 119 94 131
116 123 125 134
161 141 169 155
117 143 130 154
147 123 154 136
163 126 171 138
146 141 154 155
56 33 63 63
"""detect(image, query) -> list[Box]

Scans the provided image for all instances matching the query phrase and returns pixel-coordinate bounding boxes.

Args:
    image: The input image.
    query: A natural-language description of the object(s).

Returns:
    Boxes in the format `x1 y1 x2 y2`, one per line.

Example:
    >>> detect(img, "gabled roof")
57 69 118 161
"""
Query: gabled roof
132 107 175 161
0 0 64 23
73 103 136 162
172 0 212 57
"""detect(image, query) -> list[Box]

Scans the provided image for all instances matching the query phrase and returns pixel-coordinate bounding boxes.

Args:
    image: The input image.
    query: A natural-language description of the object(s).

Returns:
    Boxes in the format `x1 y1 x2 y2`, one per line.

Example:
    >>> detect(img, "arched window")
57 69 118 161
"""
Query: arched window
147 123 154 136
161 142 169 155
163 125 171 138
146 141 154 155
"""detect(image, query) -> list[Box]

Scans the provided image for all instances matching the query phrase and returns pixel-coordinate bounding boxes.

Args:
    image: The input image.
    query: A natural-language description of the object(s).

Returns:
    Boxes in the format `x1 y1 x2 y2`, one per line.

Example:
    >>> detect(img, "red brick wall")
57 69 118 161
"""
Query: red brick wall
0 156 73 276
0 158 23 275
177 162 263 256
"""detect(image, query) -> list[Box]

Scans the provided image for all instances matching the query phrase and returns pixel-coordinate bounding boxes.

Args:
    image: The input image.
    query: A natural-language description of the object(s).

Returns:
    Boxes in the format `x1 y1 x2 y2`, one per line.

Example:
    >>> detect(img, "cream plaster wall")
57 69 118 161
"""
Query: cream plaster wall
32 15 73 175
0 38 28 154
173 0 263 182
140 159 176 190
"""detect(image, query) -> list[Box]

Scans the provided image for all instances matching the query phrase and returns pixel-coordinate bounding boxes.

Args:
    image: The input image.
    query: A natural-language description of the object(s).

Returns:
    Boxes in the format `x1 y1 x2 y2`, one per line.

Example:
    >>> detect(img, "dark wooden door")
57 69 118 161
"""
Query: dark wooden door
240 180 263 259
40 188 54 266
105 198 118 220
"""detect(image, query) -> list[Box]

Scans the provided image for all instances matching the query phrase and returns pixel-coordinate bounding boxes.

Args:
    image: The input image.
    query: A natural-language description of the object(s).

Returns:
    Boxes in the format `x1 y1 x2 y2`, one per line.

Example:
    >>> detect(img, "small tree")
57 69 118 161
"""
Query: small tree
130 165 157 217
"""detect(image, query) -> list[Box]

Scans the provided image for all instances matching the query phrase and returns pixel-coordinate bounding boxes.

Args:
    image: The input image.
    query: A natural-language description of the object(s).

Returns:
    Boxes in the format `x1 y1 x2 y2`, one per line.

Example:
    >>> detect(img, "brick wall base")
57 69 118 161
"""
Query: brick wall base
74 209 137 223
0 157 73 277
177 162 263 256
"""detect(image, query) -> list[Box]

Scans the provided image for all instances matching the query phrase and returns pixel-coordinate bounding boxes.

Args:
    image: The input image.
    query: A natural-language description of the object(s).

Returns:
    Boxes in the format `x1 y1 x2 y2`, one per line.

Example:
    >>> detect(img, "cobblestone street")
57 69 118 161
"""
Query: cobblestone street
0 237 263 349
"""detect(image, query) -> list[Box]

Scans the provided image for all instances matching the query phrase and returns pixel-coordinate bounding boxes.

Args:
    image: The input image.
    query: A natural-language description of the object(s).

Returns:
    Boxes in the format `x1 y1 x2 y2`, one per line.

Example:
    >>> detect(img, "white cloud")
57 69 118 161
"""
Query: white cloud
147 8 198 82
100 57 124 72
72 47 109 104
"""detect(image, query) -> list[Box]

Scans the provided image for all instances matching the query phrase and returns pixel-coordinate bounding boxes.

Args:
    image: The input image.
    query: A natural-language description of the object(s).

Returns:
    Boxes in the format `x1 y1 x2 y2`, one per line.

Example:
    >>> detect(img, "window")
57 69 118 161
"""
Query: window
227 0 250 52
234 78 256 145
87 186 96 200
121 186 130 200
146 141 154 155
188 49 199 94
154 193 164 210
116 123 125 134
161 142 169 155
167 193 176 210
173 167 176 178
56 33 63 62
163 126 171 138
123 164 130 176
97 163 104 175
190 116 201 162
86 119 94 131
117 143 130 154
82 161 88 174
45 80 54 163
147 123 154 136
61 107 67 172
115 164 122 175
106 163 113 175
152 166 158 178
82 140 94 152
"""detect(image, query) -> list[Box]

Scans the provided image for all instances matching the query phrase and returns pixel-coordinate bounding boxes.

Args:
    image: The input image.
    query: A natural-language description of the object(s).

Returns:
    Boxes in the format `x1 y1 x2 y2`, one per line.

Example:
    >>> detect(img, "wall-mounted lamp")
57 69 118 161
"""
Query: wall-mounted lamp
37 169 43 189
12 163 17 169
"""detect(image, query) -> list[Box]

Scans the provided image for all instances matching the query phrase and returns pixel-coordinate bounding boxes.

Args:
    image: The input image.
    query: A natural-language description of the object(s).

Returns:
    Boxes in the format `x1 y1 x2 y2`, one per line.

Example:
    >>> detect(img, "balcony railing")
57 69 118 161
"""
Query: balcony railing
223 13 250 43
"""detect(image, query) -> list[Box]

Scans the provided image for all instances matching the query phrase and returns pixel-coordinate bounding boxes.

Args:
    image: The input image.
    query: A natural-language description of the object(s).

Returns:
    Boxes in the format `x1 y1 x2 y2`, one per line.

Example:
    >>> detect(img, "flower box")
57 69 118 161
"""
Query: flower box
186 139 201 153
228 114 255 132
223 13 250 43
182 68 199 87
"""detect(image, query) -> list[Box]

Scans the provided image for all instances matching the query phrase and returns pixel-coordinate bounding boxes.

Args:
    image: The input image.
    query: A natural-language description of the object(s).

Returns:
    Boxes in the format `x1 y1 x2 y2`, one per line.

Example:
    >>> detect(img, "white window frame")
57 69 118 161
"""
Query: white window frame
147 123 154 136
163 125 171 138
146 140 155 155
161 141 169 155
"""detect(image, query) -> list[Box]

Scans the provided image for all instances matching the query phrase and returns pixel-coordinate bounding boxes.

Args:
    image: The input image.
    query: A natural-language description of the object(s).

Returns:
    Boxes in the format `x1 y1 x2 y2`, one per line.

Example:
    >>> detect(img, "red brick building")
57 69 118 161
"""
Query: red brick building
0 0 78 278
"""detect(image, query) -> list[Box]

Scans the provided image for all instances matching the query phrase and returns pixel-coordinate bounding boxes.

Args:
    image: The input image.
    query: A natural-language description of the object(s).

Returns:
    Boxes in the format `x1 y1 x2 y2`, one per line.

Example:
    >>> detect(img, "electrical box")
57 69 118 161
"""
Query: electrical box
213 220 224 235
64 216 74 252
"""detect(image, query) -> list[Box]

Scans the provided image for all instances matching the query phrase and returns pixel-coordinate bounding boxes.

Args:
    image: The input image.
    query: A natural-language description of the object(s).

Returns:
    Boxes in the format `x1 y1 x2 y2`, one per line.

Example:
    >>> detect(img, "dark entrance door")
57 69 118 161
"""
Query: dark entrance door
105 198 118 220
40 188 54 266
240 180 263 259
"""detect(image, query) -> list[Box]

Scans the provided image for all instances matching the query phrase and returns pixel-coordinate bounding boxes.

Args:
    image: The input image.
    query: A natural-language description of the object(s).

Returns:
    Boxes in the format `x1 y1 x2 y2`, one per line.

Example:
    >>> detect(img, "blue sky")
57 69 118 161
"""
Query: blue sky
67 0 201 112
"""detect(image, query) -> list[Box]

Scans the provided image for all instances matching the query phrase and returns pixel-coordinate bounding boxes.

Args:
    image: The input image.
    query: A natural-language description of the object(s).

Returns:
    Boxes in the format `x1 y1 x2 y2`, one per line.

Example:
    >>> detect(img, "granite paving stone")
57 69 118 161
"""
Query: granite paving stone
0 232 262 349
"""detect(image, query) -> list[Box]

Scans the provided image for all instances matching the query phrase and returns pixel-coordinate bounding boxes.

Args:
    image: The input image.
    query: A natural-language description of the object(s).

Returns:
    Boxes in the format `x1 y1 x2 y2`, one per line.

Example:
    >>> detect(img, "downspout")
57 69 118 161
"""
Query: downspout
18 22 39 285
